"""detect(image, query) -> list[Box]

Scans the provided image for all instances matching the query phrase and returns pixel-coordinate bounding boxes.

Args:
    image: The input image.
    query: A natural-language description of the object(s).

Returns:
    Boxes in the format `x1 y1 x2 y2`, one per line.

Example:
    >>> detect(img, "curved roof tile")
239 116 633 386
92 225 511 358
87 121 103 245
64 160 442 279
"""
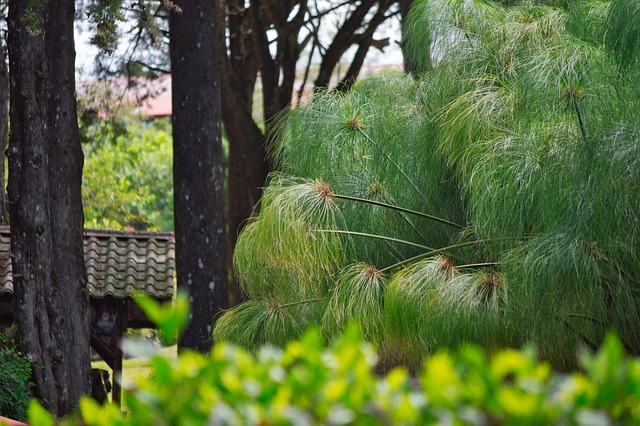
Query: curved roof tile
0 227 174 300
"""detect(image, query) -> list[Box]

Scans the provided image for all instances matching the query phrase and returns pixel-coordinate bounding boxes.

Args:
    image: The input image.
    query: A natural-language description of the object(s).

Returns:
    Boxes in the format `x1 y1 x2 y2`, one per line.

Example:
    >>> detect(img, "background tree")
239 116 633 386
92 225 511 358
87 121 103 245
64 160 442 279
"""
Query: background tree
169 0 229 352
81 117 174 231
80 0 407 302
7 0 89 415
217 0 402 301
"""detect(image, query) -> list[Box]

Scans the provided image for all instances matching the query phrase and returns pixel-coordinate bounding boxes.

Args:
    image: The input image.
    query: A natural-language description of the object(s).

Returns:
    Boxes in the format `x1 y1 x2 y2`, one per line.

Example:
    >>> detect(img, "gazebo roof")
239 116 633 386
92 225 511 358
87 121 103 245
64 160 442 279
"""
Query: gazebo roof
0 227 175 300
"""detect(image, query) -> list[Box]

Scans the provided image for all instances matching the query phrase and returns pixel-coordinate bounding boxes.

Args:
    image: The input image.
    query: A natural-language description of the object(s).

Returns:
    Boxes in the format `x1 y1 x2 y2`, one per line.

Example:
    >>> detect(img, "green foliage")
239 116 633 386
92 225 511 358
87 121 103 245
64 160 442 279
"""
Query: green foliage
604 0 640 69
84 0 125 53
81 117 173 231
27 401 55 426
233 175 346 304
21 0 47 35
215 0 640 370
322 263 387 342
134 292 190 346
212 299 319 351
0 328 33 421
28 308 640 425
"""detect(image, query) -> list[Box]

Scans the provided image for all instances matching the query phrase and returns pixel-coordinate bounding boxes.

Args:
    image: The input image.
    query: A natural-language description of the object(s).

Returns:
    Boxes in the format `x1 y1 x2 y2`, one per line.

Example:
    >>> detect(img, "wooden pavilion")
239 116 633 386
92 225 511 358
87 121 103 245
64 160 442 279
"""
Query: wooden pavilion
0 227 175 405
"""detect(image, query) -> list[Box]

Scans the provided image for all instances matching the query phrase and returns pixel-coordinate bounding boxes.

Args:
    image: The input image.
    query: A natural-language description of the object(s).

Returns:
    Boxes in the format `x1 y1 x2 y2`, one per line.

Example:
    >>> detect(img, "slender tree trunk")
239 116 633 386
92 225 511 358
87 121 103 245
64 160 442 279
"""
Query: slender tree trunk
399 0 418 74
398 0 413 20
170 0 229 352
222 56 268 304
217 0 268 305
224 95 268 305
7 0 89 415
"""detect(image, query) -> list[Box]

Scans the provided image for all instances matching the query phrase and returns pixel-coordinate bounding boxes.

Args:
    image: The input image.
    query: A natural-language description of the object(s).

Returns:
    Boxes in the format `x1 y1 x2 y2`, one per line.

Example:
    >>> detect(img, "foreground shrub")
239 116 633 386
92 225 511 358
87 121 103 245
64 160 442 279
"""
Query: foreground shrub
27 327 640 425
0 328 33 421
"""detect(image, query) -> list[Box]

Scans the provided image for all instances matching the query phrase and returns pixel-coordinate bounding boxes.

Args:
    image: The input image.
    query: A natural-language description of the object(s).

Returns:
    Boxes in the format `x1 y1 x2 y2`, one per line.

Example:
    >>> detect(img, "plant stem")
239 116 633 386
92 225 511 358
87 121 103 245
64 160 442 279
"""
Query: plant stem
279 297 326 309
355 127 429 203
572 97 588 145
333 193 464 229
398 211 430 242
316 229 435 251
378 236 523 273
379 239 491 273
560 313 603 324
561 319 598 351
455 262 497 269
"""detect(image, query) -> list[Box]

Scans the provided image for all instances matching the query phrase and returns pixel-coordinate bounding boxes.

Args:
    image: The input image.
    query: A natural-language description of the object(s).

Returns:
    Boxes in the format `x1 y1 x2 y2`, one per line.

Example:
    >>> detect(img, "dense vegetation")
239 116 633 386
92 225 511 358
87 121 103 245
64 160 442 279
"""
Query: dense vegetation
213 0 640 370
80 116 174 231
0 328 32 421
27 297 640 425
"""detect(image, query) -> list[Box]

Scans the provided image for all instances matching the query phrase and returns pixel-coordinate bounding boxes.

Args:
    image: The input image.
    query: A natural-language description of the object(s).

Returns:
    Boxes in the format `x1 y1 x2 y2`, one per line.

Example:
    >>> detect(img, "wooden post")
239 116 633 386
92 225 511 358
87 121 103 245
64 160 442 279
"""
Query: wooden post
90 334 115 368
112 299 128 406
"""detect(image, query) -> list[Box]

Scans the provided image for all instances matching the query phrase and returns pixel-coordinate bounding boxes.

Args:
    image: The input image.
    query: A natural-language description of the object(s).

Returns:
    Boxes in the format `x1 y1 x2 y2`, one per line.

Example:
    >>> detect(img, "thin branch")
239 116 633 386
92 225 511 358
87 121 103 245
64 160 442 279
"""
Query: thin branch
297 18 320 103
307 0 356 22
314 0 377 88
297 37 318 103
128 60 170 75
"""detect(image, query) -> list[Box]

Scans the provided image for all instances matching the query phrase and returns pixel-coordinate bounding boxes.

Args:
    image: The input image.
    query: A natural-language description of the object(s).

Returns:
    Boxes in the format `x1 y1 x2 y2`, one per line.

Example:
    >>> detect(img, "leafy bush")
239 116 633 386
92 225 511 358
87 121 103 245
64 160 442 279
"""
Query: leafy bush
26 298 640 425
27 328 640 426
0 328 33 421
81 117 174 231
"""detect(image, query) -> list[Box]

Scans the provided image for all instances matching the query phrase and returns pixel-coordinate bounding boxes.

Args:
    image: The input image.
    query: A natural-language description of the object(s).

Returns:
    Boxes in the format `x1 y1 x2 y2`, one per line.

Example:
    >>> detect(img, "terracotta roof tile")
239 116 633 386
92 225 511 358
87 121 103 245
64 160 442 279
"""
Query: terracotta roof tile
0 227 174 300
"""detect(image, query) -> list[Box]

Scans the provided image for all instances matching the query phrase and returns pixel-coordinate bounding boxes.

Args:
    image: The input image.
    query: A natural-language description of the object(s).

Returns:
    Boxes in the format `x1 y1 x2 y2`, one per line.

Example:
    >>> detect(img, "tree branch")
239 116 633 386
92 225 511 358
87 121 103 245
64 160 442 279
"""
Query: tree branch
335 3 394 91
314 0 377 88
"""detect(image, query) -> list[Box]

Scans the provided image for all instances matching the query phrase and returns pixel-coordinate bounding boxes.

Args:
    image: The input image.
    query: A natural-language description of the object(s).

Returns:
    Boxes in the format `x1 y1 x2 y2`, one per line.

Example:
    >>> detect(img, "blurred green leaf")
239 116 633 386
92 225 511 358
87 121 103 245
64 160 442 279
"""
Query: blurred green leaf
27 400 55 426
26 328 640 425
134 291 190 345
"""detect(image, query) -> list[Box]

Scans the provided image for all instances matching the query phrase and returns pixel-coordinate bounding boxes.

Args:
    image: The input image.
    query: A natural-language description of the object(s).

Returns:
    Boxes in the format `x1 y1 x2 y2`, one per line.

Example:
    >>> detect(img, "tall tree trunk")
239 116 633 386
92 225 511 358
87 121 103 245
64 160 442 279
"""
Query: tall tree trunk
7 0 89 416
170 0 229 352
0 37 9 225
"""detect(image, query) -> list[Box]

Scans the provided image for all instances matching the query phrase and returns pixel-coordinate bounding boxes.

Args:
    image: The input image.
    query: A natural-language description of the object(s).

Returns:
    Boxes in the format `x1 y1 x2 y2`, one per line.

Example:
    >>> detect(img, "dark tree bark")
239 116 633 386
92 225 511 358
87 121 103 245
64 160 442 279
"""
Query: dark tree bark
398 0 417 75
0 37 9 225
221 59 268 305
398 0 412 20
7 0 89 416
170 0 229 352
314 0 378 88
